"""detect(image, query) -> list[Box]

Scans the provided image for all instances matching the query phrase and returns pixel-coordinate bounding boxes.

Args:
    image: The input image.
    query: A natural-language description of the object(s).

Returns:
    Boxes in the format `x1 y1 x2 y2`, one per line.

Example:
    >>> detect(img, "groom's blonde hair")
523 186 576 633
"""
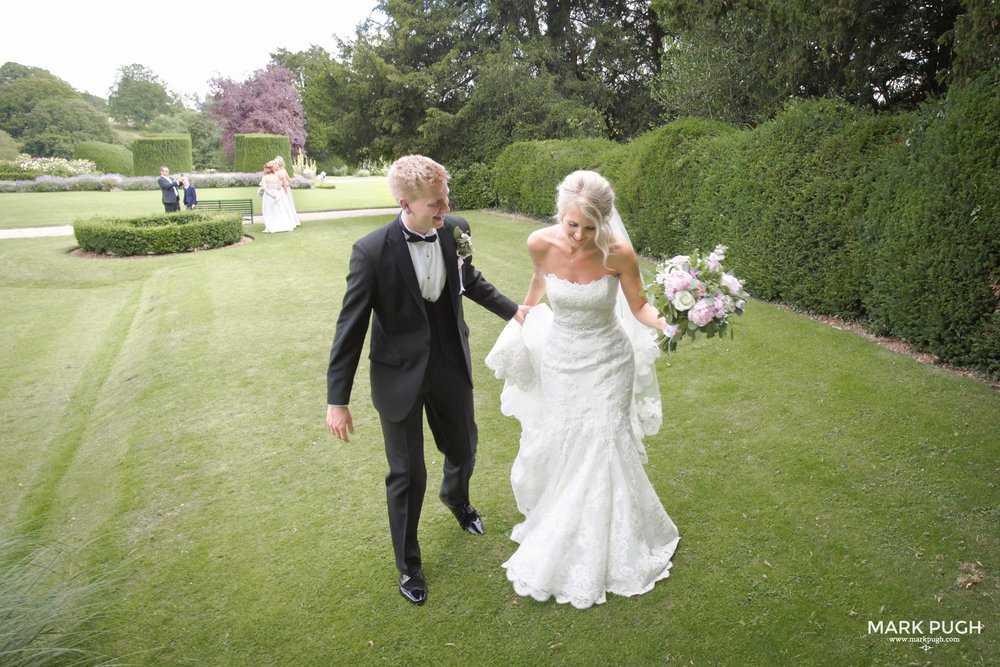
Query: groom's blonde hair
388 155 451 203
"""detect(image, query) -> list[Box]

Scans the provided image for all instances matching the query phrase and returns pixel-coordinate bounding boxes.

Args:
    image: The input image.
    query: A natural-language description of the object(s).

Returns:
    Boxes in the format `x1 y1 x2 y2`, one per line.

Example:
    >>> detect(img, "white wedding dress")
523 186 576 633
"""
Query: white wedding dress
486 273 680 609
262 182 296 233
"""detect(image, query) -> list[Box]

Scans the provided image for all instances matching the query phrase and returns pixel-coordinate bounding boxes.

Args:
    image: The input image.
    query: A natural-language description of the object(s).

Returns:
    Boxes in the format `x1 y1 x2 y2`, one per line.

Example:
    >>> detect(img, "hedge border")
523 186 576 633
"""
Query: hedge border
73 210 244 256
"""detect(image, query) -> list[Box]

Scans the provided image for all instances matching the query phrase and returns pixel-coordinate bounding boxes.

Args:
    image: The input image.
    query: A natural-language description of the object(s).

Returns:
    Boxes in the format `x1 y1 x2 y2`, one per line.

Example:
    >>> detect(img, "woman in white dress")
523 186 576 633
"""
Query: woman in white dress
486 170 680 609
273 156 301 227
260 163 296 233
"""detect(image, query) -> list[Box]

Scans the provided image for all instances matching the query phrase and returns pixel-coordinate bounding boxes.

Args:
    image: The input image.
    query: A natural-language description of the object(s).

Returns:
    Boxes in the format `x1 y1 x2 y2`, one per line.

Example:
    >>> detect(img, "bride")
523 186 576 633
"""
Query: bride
486 170 680 609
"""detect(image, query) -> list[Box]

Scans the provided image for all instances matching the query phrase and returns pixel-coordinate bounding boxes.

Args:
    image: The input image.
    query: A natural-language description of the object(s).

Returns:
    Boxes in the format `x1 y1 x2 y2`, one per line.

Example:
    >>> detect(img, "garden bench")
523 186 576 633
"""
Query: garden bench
196 199 255 223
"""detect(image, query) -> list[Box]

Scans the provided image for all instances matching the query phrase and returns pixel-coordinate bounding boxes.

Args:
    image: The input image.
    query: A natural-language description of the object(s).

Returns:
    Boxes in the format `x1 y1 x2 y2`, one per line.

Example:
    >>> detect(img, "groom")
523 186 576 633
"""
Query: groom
326 155 528 605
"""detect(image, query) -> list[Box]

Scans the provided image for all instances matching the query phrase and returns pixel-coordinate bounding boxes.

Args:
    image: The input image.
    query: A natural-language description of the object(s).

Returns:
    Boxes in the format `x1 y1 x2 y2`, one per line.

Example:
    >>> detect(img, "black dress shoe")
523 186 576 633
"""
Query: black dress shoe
398 571 427 605
446 503 485 535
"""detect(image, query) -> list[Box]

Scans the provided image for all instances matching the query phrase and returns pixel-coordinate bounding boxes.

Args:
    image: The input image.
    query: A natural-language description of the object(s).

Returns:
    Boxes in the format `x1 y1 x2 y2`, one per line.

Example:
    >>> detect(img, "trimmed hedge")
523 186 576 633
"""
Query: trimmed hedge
132 135 193 176
73 141 134 176
863 70 1000 376
234 134 293 176
74 210 243 256
492 70 999 377
449 162 497 210
494 138 619 217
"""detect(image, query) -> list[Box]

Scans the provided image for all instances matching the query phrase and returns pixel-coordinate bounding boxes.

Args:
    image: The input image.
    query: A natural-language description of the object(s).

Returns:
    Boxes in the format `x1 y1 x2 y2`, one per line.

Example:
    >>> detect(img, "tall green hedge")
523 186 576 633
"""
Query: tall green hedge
494 138 619 217
132 134 192 176
73 141 133 176
863 69 1000 375
234 134 293 176
492 70 999 377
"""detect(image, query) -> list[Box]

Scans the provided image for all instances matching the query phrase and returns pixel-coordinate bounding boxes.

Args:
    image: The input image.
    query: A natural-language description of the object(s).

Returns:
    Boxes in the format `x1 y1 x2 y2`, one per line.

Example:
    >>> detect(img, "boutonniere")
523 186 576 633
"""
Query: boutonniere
453 227 474 293
453 227 474 258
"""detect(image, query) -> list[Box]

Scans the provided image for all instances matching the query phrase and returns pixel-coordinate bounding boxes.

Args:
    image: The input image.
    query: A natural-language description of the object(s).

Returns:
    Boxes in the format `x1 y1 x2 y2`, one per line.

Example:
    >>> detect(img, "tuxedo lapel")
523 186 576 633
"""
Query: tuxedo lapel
440 222 460 303
386 216 426 312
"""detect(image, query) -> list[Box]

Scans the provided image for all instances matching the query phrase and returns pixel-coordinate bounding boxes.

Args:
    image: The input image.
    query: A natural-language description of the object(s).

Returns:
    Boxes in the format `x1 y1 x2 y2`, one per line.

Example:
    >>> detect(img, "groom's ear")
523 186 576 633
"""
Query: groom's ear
398 197 409 213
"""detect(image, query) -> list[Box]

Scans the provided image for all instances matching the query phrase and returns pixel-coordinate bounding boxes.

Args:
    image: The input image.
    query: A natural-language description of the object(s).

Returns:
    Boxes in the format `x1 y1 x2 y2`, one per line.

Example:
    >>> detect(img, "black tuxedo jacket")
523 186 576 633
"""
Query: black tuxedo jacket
327 214 517 422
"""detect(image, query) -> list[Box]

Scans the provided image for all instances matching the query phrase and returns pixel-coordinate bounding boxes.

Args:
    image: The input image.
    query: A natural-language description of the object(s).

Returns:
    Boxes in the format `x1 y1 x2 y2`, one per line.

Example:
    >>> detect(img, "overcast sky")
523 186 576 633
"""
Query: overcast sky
5 1 380 101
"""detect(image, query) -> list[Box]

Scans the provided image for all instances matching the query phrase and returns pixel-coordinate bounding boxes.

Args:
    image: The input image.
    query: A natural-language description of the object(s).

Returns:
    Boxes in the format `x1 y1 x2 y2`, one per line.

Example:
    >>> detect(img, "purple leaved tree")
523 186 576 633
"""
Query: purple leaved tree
208 65 306 159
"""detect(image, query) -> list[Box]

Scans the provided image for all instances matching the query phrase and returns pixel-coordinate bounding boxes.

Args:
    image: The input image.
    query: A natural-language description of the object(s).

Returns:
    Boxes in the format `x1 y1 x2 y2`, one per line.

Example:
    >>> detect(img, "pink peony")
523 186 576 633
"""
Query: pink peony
721 273 743 293
688 299 716 327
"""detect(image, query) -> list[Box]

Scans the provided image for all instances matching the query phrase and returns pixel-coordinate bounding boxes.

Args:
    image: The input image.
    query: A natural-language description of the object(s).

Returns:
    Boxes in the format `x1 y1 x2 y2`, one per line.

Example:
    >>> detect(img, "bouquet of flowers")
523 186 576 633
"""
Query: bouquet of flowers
644 244 748 351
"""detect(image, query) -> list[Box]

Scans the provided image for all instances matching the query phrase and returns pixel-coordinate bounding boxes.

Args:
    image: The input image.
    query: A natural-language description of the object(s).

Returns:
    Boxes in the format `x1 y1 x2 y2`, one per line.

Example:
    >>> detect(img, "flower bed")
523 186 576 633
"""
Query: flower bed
0 172 314 193
73 210 244 256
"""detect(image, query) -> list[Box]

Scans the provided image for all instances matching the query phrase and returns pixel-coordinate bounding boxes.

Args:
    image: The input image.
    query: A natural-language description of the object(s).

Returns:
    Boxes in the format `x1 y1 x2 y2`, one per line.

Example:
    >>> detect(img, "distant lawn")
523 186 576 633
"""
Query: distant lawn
0 177 396 229
0 211 997 665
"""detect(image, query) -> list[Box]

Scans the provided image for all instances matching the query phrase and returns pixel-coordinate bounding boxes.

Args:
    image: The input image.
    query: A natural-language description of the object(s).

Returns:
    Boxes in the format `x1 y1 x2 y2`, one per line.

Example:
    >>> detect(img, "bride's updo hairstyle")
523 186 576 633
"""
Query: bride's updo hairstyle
388 154 451 204
555 170 615 264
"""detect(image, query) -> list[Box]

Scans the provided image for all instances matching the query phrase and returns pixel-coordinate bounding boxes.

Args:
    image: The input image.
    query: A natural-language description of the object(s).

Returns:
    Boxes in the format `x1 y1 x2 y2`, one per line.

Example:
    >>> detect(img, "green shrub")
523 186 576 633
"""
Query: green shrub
493 138 618 218
0 129 19 160
609 118 736 261
0 168 38 181
864 69 1000 376
73 141 133 176
234 134 293 176
74 210 243 255
449 162 497 210
131 134 192 176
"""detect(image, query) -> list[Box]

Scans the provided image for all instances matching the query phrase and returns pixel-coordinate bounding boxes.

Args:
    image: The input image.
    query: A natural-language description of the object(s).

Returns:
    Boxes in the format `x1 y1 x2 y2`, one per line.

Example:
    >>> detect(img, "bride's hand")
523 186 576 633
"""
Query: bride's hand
658 319 678 338
513 304 532 325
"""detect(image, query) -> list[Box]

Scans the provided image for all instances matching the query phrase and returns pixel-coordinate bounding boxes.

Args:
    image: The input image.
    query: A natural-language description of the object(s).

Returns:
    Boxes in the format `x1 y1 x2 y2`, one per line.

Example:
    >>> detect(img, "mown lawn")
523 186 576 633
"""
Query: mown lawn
0 178 396 229
0 211 997 666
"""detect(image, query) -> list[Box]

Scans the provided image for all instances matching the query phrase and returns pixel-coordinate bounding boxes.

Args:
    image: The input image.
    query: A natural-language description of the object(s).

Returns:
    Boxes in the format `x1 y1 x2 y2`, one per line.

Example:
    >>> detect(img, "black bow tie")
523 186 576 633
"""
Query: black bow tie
404 230 437 243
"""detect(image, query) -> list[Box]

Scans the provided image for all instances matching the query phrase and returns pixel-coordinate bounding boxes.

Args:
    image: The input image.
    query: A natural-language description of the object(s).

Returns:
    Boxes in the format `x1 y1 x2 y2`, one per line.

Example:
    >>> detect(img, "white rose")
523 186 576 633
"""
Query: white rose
672 290 696 311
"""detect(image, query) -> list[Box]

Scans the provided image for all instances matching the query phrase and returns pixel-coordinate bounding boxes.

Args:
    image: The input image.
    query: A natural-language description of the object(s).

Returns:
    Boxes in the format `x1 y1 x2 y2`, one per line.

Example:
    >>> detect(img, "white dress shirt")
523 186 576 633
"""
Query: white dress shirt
402 223 446 302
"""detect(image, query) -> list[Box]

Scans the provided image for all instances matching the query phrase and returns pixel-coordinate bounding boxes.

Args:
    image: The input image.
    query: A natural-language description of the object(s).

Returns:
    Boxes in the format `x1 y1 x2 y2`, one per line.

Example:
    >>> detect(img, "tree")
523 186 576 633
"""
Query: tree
654 0 968 124
20 97 116 158
419 42 606 167
274 1 666 167
207 65 306 159
0 64 80 138
108 63 178 126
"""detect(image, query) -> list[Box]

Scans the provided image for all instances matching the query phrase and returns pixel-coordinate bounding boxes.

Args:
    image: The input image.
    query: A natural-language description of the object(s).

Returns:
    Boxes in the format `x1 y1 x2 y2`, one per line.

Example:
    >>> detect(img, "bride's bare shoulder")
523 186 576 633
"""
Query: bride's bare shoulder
527 225 558 252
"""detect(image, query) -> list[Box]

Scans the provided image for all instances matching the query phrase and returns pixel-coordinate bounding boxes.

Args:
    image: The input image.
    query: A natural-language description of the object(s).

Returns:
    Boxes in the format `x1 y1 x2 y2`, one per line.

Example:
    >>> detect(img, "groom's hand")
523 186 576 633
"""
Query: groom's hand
326 405 355 442
513 304 531 324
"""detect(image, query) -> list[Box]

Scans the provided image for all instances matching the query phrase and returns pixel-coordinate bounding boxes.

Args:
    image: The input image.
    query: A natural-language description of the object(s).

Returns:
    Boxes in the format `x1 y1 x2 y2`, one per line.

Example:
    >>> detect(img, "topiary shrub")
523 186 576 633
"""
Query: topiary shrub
493 138 619 218
132 134 192 176
73 141 133 176
234 134 293 176
449 162 497 210
73 210 243 255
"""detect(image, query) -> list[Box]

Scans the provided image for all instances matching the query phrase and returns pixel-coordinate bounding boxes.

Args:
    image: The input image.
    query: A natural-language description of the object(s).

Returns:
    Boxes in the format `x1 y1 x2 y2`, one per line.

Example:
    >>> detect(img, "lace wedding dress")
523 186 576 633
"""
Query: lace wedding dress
486 273 680 609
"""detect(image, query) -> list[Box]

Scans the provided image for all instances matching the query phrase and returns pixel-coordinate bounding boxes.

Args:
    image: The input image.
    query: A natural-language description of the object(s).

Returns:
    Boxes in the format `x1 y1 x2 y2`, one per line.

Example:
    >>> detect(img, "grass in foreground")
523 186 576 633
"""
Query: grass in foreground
0 178 396 229
0 211 997 665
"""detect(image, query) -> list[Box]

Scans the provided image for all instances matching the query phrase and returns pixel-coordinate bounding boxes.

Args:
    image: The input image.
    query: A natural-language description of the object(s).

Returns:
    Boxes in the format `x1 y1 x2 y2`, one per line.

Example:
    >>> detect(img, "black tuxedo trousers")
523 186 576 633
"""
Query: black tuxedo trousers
381 294 477 574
